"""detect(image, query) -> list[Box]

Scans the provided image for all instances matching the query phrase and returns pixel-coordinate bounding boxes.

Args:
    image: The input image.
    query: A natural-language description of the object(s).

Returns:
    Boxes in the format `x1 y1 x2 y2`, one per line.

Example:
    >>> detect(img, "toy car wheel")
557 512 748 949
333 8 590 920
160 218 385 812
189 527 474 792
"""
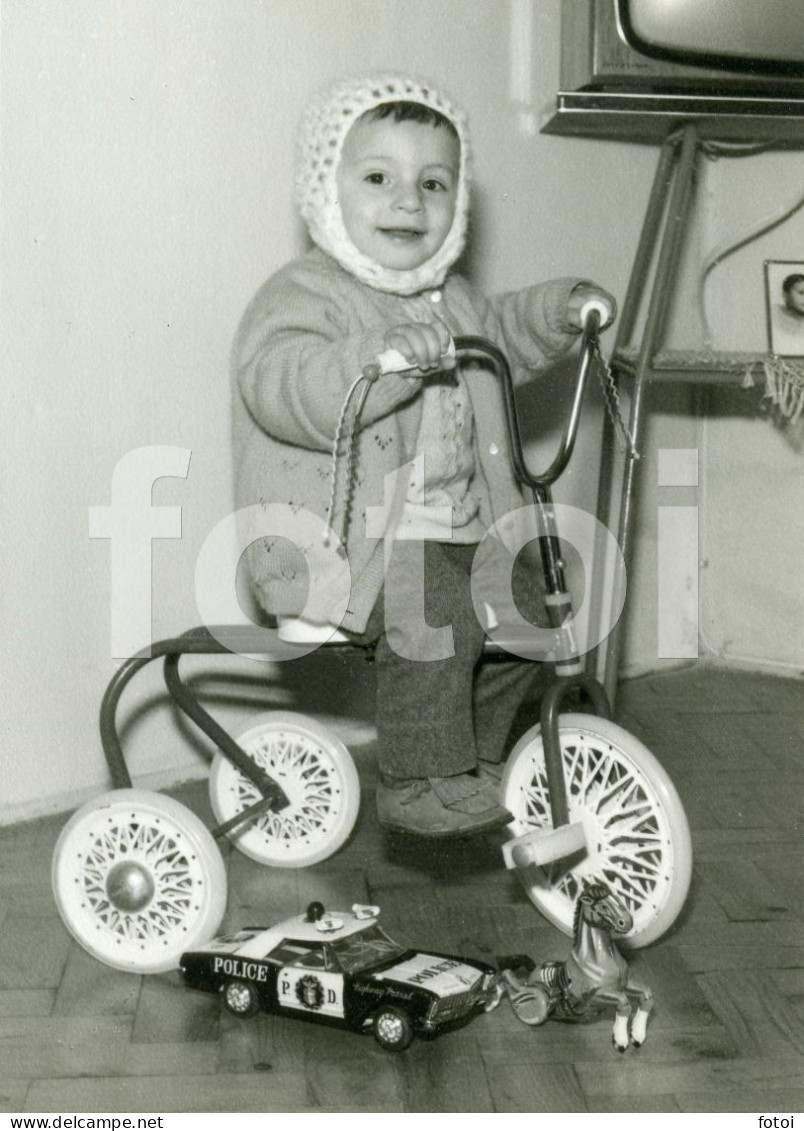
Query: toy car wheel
209 712 360 868
501 713 692 948
222 979 261 1019
373 1005 413 1052
52 789 227 974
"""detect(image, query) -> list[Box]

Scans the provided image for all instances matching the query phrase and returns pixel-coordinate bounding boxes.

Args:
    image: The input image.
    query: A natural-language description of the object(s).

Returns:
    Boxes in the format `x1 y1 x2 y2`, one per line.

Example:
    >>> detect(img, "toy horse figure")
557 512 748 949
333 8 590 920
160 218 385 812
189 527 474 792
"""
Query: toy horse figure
499 879 654 1051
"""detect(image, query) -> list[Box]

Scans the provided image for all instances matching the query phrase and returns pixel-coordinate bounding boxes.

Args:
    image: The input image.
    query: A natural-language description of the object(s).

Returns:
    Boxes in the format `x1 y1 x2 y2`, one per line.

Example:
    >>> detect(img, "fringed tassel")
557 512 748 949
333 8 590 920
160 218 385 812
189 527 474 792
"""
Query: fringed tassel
762 357 804 424
741 357 804 424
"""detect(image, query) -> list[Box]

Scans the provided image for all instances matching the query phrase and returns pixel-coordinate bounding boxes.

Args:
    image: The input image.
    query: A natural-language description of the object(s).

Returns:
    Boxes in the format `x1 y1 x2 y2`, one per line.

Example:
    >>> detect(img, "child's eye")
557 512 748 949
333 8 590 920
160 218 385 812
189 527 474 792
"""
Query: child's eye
364 172 388 185
422 178 448 192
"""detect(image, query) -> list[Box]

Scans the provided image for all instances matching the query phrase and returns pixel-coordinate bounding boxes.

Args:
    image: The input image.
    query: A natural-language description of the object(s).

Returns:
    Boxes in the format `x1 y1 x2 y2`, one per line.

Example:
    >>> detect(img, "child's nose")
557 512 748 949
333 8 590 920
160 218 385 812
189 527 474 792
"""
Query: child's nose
393 183 423 212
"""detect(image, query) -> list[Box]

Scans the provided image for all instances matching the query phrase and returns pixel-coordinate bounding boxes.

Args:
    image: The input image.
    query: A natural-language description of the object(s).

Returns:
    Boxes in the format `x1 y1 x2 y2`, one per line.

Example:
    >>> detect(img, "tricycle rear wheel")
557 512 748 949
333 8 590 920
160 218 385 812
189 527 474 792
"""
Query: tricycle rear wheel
52 789 227 973
209 711 360 868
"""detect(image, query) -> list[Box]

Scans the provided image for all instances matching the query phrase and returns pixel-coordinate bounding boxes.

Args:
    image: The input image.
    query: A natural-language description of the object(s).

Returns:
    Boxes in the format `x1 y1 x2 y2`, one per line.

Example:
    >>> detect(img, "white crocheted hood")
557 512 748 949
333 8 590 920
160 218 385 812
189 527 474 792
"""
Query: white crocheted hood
295 74 471 296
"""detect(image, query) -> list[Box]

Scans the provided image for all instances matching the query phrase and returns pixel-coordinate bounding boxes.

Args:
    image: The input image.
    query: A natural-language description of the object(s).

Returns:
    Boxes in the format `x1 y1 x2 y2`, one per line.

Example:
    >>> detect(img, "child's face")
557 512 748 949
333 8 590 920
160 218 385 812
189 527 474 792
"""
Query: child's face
337 115 460 272
784 279 804 315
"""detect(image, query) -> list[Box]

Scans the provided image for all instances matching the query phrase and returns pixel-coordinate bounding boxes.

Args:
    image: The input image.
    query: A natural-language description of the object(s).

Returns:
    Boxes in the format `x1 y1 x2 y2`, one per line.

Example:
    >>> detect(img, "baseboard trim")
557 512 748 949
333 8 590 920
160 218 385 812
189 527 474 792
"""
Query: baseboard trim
0 715 379 829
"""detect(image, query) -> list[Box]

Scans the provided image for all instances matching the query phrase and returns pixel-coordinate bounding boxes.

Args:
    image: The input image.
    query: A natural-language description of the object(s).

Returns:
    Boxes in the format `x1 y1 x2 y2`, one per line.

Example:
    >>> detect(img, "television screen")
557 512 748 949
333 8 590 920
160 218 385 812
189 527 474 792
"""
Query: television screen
617 0 804 74
545 0 804 142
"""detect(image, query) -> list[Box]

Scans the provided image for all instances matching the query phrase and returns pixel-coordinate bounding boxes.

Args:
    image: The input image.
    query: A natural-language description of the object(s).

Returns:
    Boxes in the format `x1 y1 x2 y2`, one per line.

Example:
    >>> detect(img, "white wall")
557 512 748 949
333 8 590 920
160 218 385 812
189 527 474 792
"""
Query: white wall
696 156 804 672
614 150 804 677
2 0 800 823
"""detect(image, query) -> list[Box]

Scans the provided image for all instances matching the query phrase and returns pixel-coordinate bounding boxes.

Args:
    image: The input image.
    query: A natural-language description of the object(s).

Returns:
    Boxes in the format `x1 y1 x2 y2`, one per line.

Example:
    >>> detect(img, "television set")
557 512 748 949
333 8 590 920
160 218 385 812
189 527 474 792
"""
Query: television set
544 0 804 143
618 0 802 77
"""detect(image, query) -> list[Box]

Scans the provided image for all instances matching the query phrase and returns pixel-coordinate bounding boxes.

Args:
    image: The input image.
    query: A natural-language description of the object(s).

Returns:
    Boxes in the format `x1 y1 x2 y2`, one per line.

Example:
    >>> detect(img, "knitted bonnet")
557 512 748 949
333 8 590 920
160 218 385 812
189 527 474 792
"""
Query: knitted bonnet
295 73 471 296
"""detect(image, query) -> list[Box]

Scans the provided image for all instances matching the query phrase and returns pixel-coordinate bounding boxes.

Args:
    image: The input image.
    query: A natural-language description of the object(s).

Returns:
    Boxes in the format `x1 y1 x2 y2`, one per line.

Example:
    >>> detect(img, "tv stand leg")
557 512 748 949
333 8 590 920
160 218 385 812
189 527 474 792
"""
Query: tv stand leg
593 125 701 708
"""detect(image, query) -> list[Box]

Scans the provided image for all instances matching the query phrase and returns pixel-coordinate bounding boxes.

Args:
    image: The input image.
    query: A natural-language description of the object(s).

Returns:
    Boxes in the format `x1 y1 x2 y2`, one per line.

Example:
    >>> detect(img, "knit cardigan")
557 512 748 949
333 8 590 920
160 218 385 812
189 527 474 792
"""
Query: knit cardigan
232 247 583 633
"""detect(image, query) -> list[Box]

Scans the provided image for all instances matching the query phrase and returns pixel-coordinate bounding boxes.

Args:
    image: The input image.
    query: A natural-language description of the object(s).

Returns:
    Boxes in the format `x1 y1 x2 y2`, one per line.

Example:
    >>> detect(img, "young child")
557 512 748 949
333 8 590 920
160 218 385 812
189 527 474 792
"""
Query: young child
232 74 615 839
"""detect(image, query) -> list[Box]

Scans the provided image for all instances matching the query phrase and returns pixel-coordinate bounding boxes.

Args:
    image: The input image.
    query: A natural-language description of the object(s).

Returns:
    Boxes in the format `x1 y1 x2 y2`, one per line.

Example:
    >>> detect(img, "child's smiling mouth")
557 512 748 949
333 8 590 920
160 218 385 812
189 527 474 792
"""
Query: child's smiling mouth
379 227 425 241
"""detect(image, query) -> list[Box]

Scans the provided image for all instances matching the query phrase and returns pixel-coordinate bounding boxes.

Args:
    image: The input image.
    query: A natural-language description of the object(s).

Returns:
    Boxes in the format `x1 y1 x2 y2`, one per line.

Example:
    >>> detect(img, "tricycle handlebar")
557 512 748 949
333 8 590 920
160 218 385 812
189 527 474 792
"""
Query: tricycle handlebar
454 304 604 494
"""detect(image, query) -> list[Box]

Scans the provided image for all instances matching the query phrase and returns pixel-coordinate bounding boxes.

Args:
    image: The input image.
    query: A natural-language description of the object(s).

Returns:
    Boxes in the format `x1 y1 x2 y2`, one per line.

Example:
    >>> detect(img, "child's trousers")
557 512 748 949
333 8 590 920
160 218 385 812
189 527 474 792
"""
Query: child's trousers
353 538 548 780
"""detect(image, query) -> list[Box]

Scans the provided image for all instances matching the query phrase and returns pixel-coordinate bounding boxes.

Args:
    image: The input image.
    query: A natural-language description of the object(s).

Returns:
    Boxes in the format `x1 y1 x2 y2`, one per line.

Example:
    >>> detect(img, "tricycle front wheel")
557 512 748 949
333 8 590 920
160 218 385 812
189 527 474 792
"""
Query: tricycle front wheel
501 713 692 948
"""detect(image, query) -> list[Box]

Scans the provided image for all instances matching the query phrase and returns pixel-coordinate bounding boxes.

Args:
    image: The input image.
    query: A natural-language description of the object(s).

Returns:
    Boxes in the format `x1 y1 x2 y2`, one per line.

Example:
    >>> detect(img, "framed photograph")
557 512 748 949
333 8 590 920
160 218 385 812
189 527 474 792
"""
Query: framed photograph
764 259 804 357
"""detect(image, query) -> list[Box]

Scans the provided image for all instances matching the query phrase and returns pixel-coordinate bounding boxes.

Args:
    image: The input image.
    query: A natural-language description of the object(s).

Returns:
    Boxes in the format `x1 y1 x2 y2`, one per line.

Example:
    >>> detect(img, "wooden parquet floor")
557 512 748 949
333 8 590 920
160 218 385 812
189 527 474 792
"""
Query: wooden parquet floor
1 665 802 1113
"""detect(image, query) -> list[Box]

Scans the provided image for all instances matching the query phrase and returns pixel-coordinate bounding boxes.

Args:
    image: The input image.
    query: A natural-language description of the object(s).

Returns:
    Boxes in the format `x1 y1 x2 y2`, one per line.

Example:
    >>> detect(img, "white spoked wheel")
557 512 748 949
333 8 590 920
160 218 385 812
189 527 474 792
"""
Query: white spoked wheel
209 711 360 868
52 789 227 974
501 713 692 948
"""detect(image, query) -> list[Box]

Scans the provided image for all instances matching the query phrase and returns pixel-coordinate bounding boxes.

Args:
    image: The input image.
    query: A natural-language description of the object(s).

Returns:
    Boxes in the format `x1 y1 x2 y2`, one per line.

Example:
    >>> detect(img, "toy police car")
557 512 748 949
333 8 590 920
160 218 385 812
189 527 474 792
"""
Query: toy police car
179 901 501 1051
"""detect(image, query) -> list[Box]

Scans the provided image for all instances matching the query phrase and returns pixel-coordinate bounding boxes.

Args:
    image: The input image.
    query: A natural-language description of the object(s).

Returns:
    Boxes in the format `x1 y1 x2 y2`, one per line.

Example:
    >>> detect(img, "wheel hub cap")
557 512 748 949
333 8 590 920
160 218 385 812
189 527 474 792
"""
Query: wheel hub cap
105 861 155 912
379 1016 401 1041
228 985 250 1010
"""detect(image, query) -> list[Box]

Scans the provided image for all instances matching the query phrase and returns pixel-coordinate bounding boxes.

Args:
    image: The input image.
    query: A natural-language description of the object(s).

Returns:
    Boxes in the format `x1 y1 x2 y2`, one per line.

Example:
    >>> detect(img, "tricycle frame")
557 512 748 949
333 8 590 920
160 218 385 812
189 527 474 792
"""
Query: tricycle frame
55 312 691 972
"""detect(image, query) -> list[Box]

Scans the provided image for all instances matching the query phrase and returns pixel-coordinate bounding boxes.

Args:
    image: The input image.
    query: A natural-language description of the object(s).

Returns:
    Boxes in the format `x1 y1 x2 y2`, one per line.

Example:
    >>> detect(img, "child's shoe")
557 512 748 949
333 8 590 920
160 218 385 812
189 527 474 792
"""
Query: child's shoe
476 759 505 784
376 773 511 839
429 772 507 815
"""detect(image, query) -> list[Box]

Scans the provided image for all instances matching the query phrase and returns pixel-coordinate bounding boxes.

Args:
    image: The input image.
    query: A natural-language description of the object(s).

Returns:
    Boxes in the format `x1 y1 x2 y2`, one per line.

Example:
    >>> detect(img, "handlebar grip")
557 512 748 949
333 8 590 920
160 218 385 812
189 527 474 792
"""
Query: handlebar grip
365 338 457 380
374 346 417 374
579 299 611 329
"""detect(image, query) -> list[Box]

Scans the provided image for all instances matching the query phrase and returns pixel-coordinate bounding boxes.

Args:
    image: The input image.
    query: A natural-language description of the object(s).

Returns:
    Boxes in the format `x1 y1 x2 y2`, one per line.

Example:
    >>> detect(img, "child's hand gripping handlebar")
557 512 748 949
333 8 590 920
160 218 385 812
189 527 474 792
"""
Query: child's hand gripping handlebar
362 338 457 381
